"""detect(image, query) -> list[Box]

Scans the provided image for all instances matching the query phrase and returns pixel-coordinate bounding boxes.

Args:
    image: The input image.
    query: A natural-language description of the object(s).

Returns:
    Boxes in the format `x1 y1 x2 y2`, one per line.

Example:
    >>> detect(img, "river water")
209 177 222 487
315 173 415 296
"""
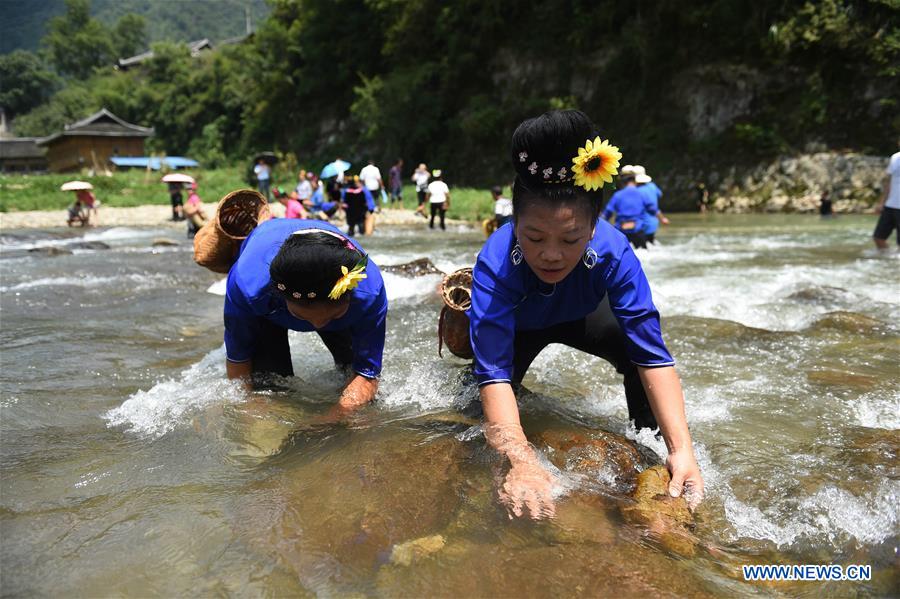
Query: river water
1 215 897 597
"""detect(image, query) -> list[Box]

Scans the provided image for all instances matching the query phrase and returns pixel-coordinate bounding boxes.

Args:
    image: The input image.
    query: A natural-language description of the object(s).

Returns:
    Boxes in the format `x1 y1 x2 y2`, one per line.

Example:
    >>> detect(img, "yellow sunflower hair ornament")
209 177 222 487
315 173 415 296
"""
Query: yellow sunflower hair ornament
571 136 622 191
328 255 368 300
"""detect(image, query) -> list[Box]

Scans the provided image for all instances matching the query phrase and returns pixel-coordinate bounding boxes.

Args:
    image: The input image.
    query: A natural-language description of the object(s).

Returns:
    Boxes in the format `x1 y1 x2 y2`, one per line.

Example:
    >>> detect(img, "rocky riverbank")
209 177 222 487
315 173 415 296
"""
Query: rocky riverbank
662 151 888 213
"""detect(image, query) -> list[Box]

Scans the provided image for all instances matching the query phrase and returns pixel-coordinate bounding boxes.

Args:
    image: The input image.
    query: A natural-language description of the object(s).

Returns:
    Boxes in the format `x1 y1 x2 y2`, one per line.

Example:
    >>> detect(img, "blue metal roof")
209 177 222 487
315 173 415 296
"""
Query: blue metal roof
109 156 200 169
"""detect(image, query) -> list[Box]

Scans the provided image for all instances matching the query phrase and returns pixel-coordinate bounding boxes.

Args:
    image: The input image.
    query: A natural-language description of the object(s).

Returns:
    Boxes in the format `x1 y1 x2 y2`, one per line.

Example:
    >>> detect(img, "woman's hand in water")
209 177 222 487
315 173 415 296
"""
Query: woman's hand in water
484 421 557 520
666 448 704 510
499 456 557 520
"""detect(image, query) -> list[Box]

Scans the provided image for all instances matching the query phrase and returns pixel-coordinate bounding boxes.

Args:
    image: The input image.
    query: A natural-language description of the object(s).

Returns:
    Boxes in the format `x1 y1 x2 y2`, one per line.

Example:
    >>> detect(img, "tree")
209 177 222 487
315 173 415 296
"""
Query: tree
112 13 147 59
0 50 58 118
43 0 115 79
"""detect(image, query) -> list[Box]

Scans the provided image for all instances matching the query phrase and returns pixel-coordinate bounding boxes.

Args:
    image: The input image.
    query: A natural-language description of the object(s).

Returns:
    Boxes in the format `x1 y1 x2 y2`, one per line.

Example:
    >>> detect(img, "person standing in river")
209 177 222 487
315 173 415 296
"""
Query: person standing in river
601 166 652 249
468 110 703 519
412 163 430 218
634 165 669 243
426 169 450 230
873 147 900 249
224 219 386 416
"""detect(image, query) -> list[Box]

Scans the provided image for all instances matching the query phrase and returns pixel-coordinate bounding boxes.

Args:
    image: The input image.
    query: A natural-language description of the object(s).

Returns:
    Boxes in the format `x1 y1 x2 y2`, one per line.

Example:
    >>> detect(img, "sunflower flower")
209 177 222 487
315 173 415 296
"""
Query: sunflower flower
328 257 368 300
571 137 622 191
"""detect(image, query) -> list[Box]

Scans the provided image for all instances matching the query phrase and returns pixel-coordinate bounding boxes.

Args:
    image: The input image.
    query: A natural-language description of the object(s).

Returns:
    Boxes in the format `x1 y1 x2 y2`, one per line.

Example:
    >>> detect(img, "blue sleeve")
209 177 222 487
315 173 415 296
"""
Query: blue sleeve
643 192 658 216
364 188 375 212
349 287 388 378
603 246 675 367
601 196 616 220
469 259 519 386
223 272 261 363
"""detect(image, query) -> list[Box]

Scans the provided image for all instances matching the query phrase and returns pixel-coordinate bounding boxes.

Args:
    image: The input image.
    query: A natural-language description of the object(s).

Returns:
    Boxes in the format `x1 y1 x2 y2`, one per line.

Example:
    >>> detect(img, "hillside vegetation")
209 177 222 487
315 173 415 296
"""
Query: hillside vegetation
2 0 898 209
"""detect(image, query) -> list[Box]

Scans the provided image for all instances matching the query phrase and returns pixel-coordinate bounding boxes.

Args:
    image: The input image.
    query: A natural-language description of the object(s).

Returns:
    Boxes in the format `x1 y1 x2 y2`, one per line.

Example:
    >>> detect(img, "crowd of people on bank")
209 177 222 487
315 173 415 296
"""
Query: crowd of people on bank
63 138 899 254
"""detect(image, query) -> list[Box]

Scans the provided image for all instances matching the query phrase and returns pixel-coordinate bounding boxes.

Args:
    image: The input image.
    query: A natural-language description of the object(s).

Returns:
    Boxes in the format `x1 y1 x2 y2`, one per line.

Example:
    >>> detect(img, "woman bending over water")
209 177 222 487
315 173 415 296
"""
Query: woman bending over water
224 219 387 416
469 110 704 518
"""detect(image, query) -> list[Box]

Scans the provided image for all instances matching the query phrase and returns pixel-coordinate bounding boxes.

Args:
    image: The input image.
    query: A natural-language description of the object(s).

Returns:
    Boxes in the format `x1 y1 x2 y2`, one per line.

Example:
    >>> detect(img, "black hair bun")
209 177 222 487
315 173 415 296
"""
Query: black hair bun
510 110 598 188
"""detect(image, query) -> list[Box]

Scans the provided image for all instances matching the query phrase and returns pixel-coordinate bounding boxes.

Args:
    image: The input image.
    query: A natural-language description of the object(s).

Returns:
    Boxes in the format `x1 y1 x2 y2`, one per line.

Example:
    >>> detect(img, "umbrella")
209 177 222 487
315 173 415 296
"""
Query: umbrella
321 159 351 179
161 173 196 184
60 181 93 191
254 151 279 166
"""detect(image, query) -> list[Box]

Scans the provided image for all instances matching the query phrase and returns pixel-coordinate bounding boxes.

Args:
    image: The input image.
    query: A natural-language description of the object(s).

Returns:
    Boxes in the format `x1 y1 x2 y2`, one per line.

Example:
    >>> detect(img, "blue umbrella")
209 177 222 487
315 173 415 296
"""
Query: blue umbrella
321 160 351 179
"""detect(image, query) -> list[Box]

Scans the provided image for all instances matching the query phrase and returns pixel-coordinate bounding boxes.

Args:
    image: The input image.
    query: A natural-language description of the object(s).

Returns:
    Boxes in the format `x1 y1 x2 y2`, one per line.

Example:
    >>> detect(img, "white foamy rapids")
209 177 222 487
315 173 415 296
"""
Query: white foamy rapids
799 482 900 545
206 278 227 296
646 257 899 331
104 347 244 438
850 391 900 429
380 272 442 302
1 272 174 293
0 227 162 252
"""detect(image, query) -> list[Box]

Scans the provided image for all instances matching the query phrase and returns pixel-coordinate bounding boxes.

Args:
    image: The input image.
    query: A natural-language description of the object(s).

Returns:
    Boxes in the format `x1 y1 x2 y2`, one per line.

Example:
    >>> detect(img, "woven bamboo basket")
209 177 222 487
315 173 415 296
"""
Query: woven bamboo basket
438 267 474 359
193 189 271 273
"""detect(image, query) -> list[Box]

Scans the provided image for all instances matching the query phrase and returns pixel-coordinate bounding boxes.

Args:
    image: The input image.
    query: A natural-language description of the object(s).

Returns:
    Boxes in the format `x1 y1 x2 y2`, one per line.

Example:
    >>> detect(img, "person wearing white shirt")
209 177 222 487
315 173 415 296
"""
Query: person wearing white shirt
412 163 430 218
873 148 900 249
426 170 450 231
359 161 383 195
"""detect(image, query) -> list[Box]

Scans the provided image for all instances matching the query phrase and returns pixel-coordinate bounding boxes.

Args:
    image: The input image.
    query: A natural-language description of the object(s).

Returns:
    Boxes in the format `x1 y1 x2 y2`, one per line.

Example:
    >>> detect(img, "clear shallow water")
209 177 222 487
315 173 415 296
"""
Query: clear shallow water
1 215 898 597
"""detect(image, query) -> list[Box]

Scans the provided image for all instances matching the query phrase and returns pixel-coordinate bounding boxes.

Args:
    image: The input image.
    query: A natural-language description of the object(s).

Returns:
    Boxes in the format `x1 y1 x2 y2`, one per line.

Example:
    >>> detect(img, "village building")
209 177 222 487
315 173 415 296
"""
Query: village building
36 108 154 173
0 109 48 173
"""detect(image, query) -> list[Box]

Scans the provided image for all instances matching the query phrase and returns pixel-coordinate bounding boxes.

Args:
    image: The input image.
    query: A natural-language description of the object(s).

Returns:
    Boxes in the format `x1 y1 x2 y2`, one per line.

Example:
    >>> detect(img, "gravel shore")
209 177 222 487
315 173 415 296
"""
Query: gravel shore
0 205 445 230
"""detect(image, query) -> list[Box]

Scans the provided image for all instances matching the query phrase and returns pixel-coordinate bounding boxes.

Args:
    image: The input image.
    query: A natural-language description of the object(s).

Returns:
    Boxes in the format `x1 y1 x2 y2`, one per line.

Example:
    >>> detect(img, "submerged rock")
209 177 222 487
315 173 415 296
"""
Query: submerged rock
620 465 697 556
389 534 446 567
806 369 879 389
381 257 443 277
237 427 466 586
27 246 72 256
810 311 887 335
69 241 111 250
537 429 646 493
152 238 180 247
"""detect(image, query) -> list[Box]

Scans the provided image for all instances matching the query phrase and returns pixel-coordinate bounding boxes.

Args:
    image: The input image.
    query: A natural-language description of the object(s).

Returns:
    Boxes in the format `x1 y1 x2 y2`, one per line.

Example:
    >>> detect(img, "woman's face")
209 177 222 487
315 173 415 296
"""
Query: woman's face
514 201 594 284
286 298 350 329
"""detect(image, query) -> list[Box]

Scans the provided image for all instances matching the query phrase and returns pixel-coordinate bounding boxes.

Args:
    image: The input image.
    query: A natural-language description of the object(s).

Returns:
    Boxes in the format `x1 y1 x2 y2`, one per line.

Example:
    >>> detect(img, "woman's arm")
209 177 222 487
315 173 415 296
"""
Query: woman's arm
226 359 253 392
638 366 704 508
325 374 378 420
481 383 557 519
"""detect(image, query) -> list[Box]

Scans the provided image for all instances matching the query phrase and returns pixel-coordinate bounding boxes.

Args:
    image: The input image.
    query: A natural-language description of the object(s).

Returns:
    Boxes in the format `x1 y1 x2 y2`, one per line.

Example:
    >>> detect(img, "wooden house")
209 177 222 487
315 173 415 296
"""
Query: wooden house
37 109 154 173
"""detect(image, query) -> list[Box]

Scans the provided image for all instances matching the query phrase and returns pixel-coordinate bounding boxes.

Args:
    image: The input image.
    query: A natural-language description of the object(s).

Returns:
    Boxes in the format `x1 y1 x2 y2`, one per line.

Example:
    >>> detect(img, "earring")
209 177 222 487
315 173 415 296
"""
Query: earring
582 247 598 269
510 242 523 266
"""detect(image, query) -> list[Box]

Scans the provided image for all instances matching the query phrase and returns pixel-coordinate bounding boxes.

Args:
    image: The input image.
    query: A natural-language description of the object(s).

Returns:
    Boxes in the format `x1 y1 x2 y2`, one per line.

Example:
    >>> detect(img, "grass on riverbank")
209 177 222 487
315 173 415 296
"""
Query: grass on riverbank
0 169 502 222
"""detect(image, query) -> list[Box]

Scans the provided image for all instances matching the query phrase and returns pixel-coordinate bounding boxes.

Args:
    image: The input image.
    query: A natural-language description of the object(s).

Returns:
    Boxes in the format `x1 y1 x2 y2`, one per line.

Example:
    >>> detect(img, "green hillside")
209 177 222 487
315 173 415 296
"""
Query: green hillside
0 0 269 55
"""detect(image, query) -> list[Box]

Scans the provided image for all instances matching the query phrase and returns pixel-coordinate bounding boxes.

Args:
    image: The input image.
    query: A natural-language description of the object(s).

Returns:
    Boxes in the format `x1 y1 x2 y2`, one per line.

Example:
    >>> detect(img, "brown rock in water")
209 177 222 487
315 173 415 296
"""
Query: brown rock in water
537 429 646 493
28 246 72 256
152 237 180 247
811 311 886 334
236 427 466 587
381 257 444 277
621 465 697 556
806 369 878 389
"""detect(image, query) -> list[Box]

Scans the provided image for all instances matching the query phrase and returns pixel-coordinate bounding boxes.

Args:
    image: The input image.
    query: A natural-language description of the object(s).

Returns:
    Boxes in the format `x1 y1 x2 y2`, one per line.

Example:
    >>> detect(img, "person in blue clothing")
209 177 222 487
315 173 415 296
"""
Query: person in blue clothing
468 110 703 520
224 218 387 414
633 165 669 244
601 166 652 249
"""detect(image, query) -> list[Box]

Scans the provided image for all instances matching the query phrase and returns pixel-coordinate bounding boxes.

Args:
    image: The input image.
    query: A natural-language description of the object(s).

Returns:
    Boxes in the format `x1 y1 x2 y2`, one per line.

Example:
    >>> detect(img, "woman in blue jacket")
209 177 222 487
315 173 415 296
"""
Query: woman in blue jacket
224 218 387 414
469 110 703 519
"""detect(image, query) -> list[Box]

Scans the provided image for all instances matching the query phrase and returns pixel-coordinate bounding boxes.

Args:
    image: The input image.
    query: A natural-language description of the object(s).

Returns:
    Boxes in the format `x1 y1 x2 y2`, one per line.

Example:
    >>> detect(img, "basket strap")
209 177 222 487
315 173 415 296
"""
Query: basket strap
437 305 448 358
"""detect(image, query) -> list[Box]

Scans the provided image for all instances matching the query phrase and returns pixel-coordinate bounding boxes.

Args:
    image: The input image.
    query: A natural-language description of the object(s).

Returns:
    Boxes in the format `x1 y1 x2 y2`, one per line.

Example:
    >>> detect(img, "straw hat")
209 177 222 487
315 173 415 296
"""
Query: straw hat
619 164 636 177
632 165 652 184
